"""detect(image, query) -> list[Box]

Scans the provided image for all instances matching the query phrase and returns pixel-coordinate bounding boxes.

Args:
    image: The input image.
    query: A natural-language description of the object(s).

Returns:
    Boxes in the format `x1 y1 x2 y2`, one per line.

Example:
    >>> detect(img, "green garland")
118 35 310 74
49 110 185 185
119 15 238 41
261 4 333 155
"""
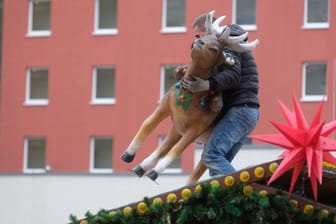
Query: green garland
69 183 336 224
175 88 193 111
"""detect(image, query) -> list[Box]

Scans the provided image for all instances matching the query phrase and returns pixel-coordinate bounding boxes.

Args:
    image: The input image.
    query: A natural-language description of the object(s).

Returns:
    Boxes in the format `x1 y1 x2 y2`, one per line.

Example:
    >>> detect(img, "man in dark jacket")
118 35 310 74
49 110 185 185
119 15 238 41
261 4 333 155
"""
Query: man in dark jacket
182 13 260 177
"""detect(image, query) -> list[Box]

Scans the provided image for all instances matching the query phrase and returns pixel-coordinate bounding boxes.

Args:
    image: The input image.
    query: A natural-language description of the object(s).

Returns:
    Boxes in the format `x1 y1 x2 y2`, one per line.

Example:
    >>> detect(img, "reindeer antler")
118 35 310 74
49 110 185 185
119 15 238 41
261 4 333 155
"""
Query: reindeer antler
205 10 214 34
206 10 260 53
220 31 259 53
205 10 228 34
230 38 259 52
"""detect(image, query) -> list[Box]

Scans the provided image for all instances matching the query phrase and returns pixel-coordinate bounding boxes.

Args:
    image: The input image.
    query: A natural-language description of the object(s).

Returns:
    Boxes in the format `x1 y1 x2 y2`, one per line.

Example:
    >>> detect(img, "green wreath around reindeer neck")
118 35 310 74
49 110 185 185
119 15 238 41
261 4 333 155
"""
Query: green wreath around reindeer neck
175 84 192 111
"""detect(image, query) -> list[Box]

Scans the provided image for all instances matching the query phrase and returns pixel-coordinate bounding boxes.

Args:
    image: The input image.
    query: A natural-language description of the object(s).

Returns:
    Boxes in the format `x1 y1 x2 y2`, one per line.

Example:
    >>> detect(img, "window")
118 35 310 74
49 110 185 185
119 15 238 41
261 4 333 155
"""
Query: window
162 0 186 33
302 62 327 101
25 68 49 105
28 0 51 36
92 67 116 104
160 65 182 99
94 0 118 35
303 0 329 29
24 137 46 173
90 137 113 173
233 0 256 30
158 135 182 173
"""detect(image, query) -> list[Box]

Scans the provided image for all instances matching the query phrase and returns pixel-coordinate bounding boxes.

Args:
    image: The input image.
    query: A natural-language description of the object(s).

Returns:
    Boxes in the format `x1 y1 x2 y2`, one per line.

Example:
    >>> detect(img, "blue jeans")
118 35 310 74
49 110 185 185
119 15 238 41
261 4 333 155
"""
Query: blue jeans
202 106 259 177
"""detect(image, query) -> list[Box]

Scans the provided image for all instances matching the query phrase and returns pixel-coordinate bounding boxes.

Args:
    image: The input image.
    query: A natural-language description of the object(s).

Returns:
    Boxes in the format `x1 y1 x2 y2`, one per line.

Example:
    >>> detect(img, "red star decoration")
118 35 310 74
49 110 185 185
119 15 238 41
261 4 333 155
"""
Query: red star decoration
250 93 336 200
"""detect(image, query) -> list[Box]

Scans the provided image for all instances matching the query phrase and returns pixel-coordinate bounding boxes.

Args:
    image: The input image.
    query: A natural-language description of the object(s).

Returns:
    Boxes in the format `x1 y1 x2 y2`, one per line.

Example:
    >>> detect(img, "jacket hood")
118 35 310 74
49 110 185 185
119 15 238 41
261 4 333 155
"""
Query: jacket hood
229 24 246 36
229 24 248 41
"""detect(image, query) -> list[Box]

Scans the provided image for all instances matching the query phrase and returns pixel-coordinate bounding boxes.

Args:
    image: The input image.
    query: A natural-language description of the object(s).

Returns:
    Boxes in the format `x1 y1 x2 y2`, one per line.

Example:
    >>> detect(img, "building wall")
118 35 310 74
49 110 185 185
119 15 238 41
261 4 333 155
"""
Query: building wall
0 0 336 174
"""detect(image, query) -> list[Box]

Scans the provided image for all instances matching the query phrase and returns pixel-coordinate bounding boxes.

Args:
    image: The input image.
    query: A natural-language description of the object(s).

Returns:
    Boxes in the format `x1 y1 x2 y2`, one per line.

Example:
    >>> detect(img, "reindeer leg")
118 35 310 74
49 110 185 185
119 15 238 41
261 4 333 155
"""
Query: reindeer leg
146 129 201 181
187 159 207 184
121 96 170 163
132 126 181 177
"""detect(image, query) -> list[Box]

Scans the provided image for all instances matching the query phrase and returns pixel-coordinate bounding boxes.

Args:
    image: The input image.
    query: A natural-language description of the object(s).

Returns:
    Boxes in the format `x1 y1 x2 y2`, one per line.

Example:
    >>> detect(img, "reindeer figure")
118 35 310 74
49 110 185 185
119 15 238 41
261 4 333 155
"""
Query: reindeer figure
121 11 259 182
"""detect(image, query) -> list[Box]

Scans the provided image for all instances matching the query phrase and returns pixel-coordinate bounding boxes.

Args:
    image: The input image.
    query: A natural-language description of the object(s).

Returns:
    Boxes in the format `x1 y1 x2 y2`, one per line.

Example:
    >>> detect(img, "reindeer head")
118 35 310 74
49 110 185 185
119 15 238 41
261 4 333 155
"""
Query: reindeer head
188 11 259 80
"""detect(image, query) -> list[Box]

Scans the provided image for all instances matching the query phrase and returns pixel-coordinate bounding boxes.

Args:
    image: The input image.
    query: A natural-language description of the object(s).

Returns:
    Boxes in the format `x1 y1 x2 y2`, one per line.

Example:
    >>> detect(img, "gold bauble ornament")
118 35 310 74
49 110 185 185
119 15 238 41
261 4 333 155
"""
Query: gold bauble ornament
254 166 265 178
303 204 314 214
240 171 250 182
181 188 192 199
137 202 147 215
210 179 220 187
289 200 298 208
259 190 268 197
167 193 177 203
195 184 202 192
243 185 253 196
224 176 235 186
123 206 133 217
269 162 278 173
152 197 163 205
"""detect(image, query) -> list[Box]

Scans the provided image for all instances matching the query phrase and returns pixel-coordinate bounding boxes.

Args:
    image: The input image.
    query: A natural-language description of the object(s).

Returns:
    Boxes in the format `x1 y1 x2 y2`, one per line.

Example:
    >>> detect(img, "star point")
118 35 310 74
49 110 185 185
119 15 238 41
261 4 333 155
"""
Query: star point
251 93 336 200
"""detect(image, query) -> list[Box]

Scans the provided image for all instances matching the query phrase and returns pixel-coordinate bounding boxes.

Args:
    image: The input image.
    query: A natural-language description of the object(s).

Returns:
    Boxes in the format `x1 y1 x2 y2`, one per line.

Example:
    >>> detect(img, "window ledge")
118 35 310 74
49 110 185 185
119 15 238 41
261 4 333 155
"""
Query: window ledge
93 29 118 36
90 99 116 105
26 31 51 37
238 24 257 31
302 23 329 30
90 169 114 174
24 100 49 106
24 169 47 174
300 96 327 102
160 27 187 34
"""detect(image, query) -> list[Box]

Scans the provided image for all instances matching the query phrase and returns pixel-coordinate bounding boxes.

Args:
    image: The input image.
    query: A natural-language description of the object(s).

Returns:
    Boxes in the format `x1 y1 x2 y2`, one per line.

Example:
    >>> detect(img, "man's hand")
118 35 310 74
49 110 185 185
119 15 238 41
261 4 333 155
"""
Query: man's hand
181 76 210 93
174 65 189 81
209 94 223 113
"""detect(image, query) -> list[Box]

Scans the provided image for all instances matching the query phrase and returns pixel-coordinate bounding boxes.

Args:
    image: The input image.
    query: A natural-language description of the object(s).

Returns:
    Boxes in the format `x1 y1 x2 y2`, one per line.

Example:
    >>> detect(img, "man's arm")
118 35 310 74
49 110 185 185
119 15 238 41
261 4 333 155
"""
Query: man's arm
182 49 242 93
209 49 241 92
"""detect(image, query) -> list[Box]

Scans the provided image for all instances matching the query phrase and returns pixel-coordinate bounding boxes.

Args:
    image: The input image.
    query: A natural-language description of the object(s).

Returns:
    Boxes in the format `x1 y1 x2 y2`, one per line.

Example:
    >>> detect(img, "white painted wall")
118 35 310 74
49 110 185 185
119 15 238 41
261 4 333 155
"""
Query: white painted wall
0 146 281 224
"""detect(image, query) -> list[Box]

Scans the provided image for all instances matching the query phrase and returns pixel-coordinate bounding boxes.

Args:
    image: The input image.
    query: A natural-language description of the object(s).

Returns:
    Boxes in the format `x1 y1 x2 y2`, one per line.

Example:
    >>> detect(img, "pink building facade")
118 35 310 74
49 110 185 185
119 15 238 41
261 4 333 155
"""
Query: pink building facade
0 0 335 174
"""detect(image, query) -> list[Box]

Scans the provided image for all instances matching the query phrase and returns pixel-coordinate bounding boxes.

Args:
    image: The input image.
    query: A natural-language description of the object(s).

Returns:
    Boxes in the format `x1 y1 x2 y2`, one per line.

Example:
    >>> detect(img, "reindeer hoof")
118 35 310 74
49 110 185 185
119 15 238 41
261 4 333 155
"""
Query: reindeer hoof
121 152 135 163
146 170 158 181
132 165 146 177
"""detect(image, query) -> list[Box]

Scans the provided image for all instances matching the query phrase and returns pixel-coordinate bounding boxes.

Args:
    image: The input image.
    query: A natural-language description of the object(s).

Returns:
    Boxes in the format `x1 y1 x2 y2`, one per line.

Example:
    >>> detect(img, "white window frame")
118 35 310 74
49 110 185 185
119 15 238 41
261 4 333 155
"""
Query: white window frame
23 137 47 174
301 62 327 102
25 67 49 106
90 137 114 173
158 135 182 174
303 0 329 29
91 66 116 105
27 0 51 37
161 0 186 33
160 65 182 100
93 0 118 35
232 0 257 31
160 66 166 99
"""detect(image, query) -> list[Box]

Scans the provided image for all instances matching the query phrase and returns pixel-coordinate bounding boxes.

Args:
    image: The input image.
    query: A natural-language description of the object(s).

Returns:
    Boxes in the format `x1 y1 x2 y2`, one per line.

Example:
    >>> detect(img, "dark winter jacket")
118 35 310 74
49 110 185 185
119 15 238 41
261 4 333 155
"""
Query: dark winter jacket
209 24 260 114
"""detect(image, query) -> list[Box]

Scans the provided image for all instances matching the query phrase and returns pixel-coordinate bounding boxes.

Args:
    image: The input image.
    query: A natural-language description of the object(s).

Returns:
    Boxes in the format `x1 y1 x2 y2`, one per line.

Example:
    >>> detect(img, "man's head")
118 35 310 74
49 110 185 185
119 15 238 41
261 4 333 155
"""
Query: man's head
193 12 251 43
192 13 216 38
191 11 259 55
